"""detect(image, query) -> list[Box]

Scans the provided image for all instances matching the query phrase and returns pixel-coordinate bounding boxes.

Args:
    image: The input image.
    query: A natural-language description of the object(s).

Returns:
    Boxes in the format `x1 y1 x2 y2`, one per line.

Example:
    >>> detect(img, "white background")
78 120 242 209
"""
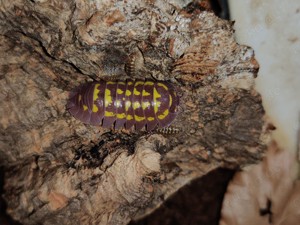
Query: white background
229 0 300 154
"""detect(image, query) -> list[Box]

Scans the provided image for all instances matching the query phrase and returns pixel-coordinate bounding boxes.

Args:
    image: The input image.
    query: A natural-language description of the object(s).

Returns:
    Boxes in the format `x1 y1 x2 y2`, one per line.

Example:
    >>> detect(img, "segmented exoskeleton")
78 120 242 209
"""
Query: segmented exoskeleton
67 80 179 131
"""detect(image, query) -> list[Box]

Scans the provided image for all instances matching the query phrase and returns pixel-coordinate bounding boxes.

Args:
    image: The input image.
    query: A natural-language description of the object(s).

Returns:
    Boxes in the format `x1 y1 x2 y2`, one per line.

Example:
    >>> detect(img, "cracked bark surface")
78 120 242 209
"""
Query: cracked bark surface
0 1 271 224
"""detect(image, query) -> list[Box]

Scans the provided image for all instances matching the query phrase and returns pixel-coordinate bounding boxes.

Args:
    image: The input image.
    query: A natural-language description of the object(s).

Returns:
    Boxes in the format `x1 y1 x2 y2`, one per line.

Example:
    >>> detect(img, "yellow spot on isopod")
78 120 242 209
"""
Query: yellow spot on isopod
126 114 133 120
125 101 131 111
125 90 131 96
78 95 82 102
145 81 154 86
105 88 112 107
134 115 145 122
147 117 155 121
117 89 124 94
158 82 168 90
105 111 114 117
142 101 150 110
154 88 161 99
133 101 140 110
92 104 98 112
158 109 169 120
93 84 100 101
107 81 115 85
115 100 122 108
117 113 126 119
92 84 100 112
142 90 150 96
133 81 143 96
134 88 141 95
153 101 161 113
83 105 88 111
169 94 172 107
153 87 161 113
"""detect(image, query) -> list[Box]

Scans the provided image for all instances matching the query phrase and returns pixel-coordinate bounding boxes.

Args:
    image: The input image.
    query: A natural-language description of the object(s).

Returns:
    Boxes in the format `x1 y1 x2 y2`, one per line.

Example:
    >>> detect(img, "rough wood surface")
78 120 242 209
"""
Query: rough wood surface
0 1 270 224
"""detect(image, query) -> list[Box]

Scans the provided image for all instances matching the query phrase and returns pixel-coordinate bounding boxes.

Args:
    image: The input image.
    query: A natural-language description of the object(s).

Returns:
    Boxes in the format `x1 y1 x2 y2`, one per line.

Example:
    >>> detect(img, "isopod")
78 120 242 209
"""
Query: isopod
67 80 179 131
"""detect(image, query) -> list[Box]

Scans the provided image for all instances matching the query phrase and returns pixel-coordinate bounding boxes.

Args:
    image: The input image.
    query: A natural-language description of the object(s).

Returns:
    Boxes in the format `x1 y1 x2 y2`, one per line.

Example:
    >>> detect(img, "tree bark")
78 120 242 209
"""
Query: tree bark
0 1 270 224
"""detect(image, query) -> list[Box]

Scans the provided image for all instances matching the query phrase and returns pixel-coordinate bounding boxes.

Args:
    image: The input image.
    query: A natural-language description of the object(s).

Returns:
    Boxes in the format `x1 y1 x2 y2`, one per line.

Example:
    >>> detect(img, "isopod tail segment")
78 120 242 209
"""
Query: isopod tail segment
67 79 180 131
67 82 106 125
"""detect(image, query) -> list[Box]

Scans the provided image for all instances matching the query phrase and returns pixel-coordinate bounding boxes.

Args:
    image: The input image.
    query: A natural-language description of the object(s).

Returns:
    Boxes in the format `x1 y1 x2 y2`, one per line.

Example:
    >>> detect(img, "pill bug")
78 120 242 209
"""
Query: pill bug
67 80 179 131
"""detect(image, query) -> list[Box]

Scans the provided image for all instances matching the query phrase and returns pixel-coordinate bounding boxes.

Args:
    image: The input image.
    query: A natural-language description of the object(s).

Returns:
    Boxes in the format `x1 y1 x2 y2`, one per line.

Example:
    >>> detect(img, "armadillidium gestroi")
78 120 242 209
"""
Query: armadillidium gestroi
67 80 179 131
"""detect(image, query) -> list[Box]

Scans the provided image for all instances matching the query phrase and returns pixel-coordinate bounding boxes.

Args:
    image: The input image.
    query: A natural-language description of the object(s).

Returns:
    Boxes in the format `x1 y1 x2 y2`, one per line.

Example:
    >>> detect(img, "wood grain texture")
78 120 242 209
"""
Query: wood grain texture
0 0 271 224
